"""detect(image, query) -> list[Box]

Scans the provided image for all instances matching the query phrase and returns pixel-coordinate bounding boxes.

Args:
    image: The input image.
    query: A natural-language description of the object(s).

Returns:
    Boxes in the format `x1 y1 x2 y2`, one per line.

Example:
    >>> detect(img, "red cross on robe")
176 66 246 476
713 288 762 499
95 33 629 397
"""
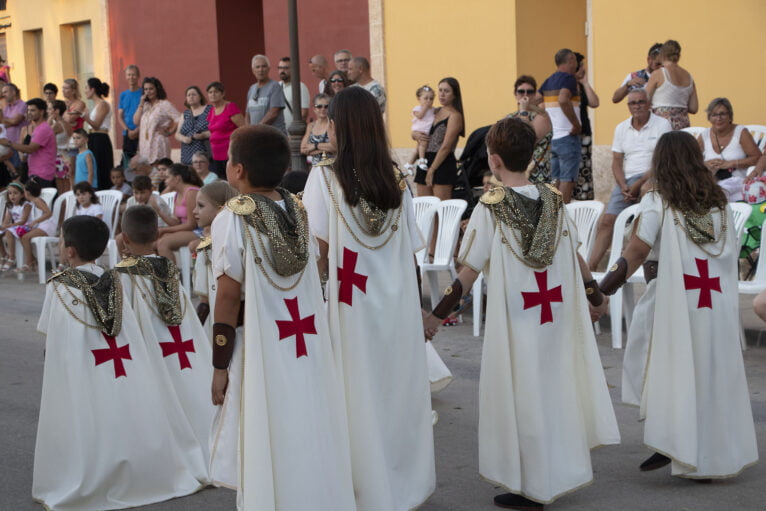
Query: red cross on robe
337 247 367 306
92 332 132 378
159 325 196 370
521 269 563 324
276 297 317 358
683 257 721 309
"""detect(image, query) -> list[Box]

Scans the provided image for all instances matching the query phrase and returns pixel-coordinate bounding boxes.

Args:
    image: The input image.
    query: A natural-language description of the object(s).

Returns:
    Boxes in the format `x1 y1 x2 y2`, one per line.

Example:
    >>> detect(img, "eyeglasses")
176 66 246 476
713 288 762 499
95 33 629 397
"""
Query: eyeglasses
335 58 350 63
329 78 344 83
627 100 648 106
192 161 207 165
516 88 535 95
710 112 730 118
314 104 329 109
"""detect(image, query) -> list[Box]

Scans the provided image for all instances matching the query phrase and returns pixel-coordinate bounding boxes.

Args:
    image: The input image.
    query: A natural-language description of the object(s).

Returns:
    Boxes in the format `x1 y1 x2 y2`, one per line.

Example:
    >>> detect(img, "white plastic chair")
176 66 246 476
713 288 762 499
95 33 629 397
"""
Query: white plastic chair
681 126 706 139
413 196 440 266
40 188 57 209
746 125 766 152
96 190 124 239
421 199 467 308
174 246 193 296
160 191 176 214
738 218 766 350
0 189 7 219
730 202 752 246
30 191 77 283
565 200 605 259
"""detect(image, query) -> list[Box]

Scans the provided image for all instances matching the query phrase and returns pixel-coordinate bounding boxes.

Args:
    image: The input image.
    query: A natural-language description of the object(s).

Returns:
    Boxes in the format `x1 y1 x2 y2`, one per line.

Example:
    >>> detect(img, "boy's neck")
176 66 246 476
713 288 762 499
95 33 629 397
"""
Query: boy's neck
496 169 531 188
71 258 97 268
78 146 88 153
128 245 157 257
238 185 282 201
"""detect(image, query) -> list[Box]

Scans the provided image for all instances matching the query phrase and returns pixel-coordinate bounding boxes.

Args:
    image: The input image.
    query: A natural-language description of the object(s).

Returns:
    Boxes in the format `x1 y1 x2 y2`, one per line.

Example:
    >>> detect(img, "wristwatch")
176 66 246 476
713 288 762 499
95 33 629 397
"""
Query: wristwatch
519 111 529 117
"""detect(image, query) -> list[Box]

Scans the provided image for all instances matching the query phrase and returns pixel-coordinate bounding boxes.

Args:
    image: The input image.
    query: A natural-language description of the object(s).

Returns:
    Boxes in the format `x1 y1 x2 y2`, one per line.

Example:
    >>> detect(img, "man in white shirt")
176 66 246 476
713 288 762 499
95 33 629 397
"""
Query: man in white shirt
278 57 309 128
588 89 672 270
347 57 386 113
309 55 329 93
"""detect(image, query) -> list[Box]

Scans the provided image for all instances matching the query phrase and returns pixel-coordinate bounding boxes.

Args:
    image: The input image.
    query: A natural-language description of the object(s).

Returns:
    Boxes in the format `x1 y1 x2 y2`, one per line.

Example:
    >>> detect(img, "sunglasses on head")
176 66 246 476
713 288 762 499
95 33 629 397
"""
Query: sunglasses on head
516 88 535 95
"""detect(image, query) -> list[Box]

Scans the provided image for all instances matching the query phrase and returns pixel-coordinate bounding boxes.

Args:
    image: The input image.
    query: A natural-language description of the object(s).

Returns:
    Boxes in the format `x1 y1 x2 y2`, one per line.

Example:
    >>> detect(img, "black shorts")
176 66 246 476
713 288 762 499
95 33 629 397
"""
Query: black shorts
414 151 458 186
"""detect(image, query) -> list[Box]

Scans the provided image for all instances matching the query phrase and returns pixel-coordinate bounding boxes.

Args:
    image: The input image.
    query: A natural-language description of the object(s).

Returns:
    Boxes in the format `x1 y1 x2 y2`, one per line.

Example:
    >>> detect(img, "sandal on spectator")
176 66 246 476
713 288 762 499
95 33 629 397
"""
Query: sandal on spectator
1 259 15 271
14 264 36 274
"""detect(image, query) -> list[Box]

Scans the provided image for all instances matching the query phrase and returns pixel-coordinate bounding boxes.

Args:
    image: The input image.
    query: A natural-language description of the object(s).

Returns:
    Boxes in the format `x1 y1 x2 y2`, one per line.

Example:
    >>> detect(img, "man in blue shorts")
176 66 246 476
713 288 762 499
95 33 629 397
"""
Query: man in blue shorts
540 48 581 203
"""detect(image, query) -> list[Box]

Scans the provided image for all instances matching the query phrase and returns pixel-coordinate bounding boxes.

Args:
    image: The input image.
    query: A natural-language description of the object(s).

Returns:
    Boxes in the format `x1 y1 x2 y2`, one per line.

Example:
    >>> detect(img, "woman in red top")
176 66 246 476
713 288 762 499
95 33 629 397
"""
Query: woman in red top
206 81 244 178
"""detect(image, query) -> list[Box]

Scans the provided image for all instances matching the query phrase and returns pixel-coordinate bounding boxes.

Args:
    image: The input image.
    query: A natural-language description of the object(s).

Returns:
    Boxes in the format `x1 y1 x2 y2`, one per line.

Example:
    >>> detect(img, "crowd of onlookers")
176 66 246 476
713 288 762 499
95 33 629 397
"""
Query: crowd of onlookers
2 39 766 274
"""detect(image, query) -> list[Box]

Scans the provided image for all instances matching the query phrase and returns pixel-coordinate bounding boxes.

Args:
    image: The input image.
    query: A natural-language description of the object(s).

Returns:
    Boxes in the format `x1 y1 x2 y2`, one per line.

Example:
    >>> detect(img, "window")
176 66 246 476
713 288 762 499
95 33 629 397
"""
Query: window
23 29 44 97
60 21 93 87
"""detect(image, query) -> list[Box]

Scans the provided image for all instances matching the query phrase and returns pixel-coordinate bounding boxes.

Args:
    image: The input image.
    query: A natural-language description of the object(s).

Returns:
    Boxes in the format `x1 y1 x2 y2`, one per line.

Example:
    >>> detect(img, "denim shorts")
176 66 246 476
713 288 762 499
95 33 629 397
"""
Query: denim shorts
605 173 644 215
550 134 581 182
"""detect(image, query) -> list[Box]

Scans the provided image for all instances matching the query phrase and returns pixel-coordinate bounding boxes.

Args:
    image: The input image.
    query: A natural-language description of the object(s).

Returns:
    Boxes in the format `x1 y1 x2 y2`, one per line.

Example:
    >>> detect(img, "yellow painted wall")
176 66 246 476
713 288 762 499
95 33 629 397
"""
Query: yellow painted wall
516 0 586 90
3 0 110 99
591 0 766 144
383 0 517 149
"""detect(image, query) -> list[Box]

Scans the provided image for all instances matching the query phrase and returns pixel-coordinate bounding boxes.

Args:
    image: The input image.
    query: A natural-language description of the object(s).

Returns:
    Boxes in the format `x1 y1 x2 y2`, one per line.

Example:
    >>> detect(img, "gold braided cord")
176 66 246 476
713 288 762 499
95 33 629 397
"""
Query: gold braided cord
672 206 728 258
320 167 403 250
50 268 123 336
489 184 564 268
114 257 184 325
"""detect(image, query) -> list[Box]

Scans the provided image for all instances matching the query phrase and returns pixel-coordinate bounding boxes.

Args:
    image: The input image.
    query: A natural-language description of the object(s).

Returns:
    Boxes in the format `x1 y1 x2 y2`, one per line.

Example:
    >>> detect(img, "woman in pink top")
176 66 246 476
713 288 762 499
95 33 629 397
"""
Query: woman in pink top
206 81 244 178
156 163 203 262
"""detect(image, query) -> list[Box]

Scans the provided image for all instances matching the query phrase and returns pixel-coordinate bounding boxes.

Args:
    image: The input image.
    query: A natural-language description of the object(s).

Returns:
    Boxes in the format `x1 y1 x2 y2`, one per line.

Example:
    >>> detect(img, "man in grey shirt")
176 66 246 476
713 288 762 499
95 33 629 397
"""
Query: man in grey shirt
245 55 286 133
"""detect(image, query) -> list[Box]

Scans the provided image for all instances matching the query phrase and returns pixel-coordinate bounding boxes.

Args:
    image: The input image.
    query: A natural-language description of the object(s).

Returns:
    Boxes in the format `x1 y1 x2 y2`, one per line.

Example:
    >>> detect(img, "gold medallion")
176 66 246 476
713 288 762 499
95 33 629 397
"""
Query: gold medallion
480 186 505 205
444 285 453 295
116 256 139 268
315 154 336 167
586 287 594 295
227 195 256 216
609 263 618 272
215 334 228 346
391 224 398 231
197 236 212 250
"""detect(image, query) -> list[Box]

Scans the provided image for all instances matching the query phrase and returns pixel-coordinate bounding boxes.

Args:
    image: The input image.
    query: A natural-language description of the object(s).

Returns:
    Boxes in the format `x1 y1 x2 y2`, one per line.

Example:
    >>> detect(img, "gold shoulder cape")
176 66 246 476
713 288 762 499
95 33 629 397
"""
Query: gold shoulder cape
49 268 123 336
113 256 183 325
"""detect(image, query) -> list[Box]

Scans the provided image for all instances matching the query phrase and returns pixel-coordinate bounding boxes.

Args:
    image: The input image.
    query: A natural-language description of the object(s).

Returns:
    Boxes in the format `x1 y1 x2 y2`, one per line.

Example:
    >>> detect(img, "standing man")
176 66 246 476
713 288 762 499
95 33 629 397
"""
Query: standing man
309 55 329 93
539 49 581 203
278 57 309 128
348 57 386 113
333 49 353 73
0 83 28 170
0 98 57 187
612 43 663 103
245 55 286 134
588 89 671 270
117 65 143 166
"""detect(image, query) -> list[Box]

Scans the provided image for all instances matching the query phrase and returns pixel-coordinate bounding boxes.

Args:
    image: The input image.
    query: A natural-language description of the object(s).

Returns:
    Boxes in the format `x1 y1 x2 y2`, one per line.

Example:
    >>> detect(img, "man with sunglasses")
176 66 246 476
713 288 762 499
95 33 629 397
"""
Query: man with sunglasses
612 43 663 104
587 89 671 271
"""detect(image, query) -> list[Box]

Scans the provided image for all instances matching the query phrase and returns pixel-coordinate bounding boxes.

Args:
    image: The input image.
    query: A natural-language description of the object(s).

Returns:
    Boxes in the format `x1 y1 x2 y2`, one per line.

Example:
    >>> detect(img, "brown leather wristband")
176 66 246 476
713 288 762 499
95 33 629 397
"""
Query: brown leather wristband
432 279 463 319
197 302 210 325
583 279 604 306
212 323 236 369
599 257 628 295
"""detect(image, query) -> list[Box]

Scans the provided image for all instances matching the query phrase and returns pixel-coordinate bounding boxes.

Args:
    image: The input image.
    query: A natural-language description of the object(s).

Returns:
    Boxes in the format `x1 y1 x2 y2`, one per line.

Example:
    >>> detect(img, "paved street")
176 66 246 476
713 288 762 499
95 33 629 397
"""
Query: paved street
1 274 765 510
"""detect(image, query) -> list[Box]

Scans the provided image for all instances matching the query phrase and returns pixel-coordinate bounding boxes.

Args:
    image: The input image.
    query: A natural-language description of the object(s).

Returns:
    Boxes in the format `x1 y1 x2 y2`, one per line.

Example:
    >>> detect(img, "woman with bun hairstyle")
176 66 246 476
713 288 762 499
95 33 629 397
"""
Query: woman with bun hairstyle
83 77 114 190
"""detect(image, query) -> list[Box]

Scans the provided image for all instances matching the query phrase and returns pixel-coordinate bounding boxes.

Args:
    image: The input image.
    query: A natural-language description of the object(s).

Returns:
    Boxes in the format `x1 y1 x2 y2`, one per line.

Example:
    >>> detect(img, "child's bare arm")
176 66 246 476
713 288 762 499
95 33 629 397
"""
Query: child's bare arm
412 106 428 120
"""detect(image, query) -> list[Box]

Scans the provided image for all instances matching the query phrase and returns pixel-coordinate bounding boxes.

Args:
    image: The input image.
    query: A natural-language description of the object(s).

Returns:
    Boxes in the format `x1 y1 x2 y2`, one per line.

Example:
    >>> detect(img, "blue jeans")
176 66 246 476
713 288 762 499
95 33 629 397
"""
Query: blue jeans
550 134 581 182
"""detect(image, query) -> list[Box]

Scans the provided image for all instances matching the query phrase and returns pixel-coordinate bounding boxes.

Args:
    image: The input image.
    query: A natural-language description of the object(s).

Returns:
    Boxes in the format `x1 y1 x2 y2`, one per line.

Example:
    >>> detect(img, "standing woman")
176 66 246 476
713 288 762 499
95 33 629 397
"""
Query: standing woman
48 100 72 193
508 75 552 184
83 78 114 190
205 81 244 177
573 52 600 200
174 85 212 165
133 77 179 163
325 70 349 98
302 86 436 511
300 93 334 166
645 40 698 131
414 77 464 201
62 79 86 173
600 131 757 480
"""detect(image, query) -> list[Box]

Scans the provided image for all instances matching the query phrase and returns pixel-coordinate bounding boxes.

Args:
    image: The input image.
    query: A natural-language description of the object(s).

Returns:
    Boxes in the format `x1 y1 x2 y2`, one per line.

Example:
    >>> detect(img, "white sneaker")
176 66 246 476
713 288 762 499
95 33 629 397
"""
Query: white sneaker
403 163 415 175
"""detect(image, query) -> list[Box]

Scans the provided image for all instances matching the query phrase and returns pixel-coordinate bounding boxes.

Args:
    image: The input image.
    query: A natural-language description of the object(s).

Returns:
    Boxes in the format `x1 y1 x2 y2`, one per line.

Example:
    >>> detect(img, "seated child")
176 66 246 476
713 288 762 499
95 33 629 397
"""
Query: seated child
34 215 207 511
0 182 31 270
209 125 355 509
114 205 215 472
73 181 103 219
116 175 176 256
110 167 132 199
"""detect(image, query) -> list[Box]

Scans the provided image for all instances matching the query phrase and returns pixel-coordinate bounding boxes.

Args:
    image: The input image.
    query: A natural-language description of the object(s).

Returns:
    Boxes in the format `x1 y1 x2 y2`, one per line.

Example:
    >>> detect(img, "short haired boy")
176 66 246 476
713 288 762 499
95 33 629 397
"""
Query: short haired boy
34 216 206 510
113 205 216 472
110 167 132 199
209 125 355 508
424 118 620 510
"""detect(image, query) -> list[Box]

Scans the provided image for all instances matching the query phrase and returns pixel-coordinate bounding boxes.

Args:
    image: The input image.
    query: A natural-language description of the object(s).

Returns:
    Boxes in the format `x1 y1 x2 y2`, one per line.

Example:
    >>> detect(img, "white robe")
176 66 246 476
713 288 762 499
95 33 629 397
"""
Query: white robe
623 192 758 478
458 186 620 504
303 167 436 511
209 205 355 511
193 243 215 343
116 256 216 471
426 340 452 393
34 264 207 511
